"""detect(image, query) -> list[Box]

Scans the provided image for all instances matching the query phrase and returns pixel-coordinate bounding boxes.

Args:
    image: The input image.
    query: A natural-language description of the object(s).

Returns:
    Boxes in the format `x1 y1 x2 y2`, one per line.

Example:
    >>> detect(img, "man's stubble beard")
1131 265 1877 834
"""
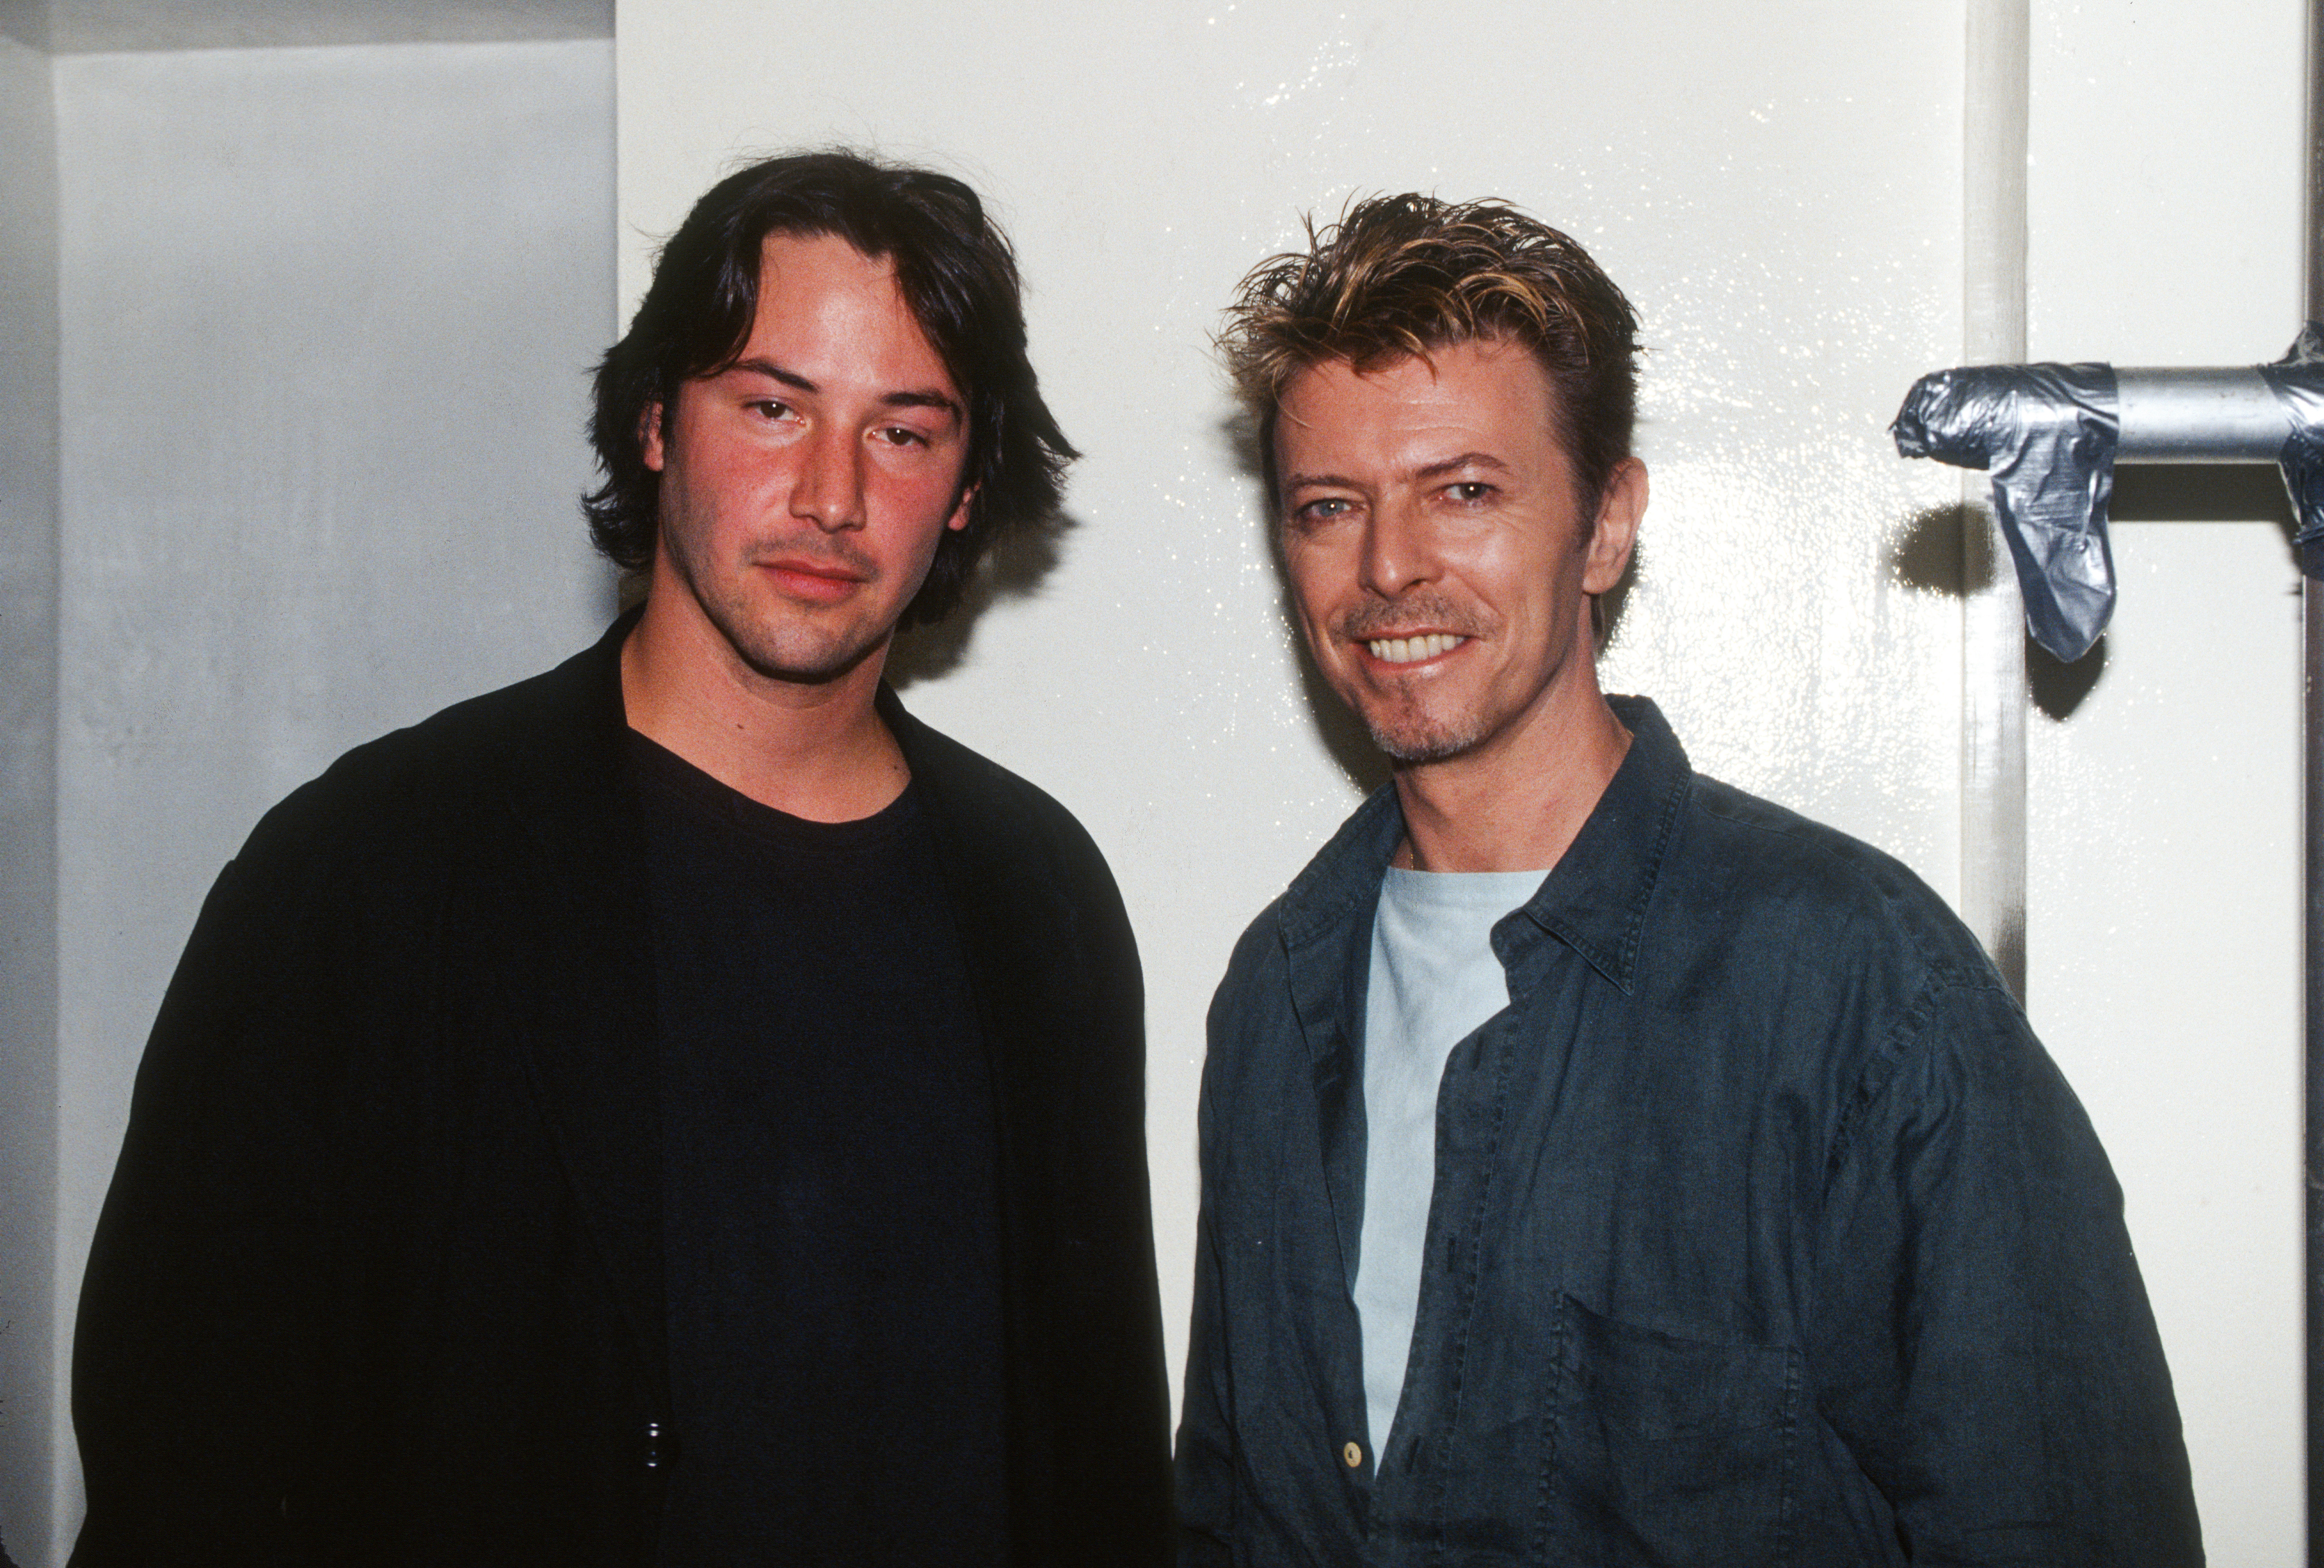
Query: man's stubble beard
1329 588 1496 765
673 539 901 688
1366 711 1488 765
1353 684 1494 765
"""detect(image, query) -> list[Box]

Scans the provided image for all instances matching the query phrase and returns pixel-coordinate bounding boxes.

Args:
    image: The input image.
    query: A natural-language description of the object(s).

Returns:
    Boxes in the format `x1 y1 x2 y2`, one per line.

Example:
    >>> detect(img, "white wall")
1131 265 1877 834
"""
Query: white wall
45 38 614 1560
2024 0 2306 1557
0 32 59 1568
616 0 2302 1559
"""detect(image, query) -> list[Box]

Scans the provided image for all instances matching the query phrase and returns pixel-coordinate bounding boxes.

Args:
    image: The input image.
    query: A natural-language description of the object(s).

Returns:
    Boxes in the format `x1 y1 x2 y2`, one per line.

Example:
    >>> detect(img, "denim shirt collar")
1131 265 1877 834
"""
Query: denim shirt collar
1268 694 1695 1320
1277 695 1692 1001
1516 695 1692 996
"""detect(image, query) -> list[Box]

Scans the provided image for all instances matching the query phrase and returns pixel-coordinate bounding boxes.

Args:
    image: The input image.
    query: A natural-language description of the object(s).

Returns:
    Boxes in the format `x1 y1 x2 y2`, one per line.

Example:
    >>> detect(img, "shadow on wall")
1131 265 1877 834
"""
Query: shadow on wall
888 508 1078 688
1887 465 2296 722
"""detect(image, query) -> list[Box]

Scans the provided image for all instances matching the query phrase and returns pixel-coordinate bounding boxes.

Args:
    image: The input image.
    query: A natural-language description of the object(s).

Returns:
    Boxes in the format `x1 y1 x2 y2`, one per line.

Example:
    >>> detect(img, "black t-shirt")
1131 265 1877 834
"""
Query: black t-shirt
628 732 1007 1566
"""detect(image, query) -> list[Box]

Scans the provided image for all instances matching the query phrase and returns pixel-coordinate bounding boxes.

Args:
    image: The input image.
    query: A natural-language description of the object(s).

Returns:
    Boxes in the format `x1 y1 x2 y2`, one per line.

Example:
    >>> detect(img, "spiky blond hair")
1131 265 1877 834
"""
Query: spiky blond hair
1220 194 1640 506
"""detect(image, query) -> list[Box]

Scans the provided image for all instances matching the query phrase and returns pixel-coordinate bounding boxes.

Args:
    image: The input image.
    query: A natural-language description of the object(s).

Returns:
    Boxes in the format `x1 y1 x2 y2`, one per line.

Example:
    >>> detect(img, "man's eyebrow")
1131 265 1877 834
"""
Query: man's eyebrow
1411 452 1511 482
725 356 817 394
723 358 959 420
1280 471 1357 493
1281 453 1512 494
880 388 962 418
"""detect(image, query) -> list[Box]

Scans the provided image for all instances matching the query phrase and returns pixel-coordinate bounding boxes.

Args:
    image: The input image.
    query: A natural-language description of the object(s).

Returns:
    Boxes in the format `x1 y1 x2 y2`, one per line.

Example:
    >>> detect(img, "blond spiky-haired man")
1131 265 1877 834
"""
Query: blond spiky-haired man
1176 196 2199 1567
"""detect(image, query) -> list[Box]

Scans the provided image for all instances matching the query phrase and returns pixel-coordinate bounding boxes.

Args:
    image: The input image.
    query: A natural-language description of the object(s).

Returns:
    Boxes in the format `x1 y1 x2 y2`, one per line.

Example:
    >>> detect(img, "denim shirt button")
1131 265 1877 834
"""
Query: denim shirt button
1342 1441 1362 1468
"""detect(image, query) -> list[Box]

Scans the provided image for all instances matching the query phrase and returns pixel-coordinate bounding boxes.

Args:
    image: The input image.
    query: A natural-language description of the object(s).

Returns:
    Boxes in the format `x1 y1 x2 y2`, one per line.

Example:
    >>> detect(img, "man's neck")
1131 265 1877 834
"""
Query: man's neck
620 600 908 824
1389 688 1631 874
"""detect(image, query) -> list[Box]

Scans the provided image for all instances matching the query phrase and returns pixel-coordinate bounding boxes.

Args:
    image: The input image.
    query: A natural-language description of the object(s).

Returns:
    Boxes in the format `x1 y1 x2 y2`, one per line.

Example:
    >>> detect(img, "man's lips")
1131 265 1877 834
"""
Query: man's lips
1359 632 1470 665
760 557 869 603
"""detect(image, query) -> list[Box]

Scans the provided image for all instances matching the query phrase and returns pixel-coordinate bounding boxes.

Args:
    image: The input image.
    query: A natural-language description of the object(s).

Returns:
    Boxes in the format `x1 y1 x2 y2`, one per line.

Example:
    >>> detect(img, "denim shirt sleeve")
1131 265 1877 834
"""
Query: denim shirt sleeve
1176 907 1281 1567
1177 1041 1239 1567
1807 973 2202 1565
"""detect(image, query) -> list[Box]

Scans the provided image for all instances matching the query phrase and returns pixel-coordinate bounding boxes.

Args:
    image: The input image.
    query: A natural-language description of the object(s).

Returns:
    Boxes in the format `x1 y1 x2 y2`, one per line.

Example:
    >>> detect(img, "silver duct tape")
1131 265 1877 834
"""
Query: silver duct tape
1892 363 2120 663
2259 323 2324 578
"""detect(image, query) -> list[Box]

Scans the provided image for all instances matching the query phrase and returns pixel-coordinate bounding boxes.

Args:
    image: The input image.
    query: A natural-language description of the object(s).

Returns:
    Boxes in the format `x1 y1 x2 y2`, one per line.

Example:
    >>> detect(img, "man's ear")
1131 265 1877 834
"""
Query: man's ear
1583 458 1647 596
946 484 976 532
640 402 666 472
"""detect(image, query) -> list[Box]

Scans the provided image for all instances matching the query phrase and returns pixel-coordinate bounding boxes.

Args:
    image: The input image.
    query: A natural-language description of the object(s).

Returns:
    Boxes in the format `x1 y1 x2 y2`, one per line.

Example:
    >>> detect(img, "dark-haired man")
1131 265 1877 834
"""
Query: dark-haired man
1176 196 2202 1565
73 152 1169 1566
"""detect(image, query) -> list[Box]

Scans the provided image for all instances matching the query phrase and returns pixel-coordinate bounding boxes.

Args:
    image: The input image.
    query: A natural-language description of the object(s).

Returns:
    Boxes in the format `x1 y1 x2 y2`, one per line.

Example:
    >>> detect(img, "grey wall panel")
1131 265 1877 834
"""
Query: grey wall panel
11 0 612 54
0 33 59 1568
51 38 615 1553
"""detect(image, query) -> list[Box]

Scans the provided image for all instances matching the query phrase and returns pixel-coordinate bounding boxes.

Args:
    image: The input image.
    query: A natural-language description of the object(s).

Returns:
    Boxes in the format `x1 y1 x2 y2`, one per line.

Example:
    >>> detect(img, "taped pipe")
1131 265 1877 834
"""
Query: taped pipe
1892 343 2324 660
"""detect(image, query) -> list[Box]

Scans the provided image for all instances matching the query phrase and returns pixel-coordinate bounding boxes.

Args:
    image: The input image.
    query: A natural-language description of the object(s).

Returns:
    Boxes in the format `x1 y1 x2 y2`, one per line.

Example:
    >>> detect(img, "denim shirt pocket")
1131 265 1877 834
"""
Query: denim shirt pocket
1542 1296 1801 1567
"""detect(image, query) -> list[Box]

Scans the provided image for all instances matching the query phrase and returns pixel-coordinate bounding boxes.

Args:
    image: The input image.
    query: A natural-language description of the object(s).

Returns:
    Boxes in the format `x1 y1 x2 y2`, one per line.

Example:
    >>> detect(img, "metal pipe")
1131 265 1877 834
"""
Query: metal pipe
2115 368 2294 461
2303 0 2322 1556
2307 582 2322 1568
1961 0 2031 999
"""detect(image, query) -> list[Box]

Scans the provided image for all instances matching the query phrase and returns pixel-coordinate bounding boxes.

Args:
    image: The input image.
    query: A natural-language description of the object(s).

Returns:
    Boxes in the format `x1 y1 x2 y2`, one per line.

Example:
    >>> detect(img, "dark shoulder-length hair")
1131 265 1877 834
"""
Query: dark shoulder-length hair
584 150 1076 628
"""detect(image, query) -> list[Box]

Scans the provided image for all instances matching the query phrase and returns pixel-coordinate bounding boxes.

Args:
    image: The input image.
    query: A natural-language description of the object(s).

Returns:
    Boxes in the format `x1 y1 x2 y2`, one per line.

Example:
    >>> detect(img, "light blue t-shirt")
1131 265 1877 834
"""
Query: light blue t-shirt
1354 866 1545 1460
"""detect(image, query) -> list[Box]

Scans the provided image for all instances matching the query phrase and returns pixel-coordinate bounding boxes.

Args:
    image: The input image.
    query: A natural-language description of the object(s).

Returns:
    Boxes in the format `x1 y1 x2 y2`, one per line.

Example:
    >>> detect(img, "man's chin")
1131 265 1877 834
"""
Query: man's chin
730 627 889 688
1357 704 1486 766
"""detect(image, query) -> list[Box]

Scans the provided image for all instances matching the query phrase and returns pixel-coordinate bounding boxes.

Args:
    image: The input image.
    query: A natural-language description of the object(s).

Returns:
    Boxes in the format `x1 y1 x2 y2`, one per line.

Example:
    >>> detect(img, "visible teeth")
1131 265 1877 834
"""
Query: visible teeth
1367 633 1461 664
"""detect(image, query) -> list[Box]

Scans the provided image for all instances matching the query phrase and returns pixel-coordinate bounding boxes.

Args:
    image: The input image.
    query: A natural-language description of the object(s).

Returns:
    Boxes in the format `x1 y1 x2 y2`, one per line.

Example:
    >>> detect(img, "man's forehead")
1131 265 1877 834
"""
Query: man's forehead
1287 334 1550 391
748 229 906 324
1276 340 1559 438
703 228 960 403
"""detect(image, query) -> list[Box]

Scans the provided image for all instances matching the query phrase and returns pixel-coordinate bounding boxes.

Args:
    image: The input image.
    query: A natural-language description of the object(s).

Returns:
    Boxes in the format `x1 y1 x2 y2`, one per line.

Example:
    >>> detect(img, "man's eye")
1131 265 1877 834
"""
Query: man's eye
747 400 796 422
876 426 930 448
1446 482 1495 503
1295 498 1352 523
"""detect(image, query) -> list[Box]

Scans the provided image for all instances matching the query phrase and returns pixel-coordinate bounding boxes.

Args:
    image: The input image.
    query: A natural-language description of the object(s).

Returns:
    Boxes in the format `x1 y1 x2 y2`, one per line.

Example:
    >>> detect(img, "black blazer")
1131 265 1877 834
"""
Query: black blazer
72 616 1172 1566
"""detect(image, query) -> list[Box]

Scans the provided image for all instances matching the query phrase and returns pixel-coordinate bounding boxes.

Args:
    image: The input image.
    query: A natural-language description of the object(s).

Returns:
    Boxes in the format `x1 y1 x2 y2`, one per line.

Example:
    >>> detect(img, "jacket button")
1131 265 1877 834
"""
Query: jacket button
1343 1441 1362 1468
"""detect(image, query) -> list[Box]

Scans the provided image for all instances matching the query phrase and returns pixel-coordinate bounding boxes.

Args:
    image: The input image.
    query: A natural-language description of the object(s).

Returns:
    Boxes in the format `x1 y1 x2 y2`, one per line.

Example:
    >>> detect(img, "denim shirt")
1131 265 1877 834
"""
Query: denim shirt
1176 698 2200 1568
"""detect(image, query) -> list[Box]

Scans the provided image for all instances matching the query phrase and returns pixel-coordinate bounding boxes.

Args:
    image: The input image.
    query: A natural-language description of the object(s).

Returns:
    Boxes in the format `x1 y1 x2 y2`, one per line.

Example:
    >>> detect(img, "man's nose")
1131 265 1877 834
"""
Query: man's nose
790 427 867 532
1358 498 1438 598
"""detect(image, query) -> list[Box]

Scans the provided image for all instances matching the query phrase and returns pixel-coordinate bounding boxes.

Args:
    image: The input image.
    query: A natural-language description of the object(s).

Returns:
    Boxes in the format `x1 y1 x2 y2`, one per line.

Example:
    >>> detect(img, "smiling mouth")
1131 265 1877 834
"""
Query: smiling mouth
1365 633 1467 664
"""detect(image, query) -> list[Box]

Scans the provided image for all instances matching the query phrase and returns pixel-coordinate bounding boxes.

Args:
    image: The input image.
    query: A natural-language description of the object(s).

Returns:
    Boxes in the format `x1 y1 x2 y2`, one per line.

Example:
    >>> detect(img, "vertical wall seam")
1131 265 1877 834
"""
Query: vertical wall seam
0 24 64 1568
40 45 65 1566
2298 3 2321 1556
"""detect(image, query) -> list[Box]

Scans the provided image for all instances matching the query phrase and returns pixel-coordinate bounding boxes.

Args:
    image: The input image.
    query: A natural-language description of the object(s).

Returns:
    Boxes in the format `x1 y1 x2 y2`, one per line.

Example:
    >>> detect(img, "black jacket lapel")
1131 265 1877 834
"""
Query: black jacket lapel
881 685 1171 1563
477 616 670 1424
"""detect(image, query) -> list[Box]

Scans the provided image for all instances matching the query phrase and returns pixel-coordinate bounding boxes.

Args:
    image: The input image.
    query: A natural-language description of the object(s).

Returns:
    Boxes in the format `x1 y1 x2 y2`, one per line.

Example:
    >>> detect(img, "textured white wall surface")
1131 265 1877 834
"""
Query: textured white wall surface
0 33 59 1568
2024 1 2305 1560
48 39 615 1558
618 0 1970 1441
